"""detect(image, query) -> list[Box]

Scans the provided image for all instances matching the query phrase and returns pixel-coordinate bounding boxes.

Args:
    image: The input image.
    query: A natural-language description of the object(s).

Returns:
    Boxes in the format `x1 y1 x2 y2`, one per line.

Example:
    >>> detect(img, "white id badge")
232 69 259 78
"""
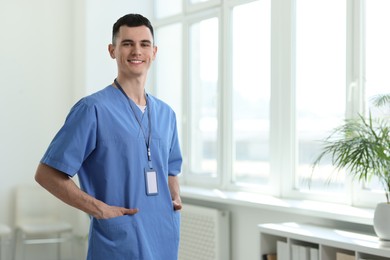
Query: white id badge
145 168 158 196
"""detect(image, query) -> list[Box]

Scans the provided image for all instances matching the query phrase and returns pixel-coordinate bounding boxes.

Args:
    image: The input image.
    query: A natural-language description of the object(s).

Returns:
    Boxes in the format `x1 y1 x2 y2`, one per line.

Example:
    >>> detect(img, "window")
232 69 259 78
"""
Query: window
294 0 347 197
231 1 271 186
154 23 183 139
188 17 219 178
153 0 387 208
359 0 390 197
365 0 390 117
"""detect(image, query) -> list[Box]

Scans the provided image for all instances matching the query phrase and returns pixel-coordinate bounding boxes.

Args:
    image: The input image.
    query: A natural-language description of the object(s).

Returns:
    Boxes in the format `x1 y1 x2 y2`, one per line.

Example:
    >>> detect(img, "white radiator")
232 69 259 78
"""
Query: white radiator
179 204 230 260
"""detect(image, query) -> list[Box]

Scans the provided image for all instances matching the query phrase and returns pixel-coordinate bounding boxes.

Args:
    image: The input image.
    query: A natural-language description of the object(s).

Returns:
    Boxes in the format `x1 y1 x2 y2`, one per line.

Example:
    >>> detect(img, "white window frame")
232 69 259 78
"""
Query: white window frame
183 9 223 187
282 0 352 204
223 0 276 195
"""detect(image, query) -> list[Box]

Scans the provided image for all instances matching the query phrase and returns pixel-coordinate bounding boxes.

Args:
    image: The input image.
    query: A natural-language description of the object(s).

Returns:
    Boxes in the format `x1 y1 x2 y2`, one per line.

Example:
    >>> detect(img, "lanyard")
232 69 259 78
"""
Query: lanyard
114 79 153 169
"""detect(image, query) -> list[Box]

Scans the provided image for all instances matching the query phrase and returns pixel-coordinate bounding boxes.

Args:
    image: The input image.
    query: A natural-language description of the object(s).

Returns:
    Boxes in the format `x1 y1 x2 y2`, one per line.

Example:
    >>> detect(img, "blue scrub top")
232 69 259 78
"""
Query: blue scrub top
41 85 182 260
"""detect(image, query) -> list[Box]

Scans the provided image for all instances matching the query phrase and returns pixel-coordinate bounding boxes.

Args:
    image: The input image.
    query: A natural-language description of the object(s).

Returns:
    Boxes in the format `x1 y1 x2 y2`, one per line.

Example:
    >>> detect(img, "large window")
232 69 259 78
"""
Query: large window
232 1 271 186
153 0 387 207
359 0 390 199
188 17 219 178
365 0 390 117
154 23 183 139
294 0 347 197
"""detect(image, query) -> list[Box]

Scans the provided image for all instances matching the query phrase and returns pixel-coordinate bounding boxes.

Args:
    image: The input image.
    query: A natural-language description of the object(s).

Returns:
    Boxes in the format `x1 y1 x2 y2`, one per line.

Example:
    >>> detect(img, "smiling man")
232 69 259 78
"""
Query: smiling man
35 14 183 259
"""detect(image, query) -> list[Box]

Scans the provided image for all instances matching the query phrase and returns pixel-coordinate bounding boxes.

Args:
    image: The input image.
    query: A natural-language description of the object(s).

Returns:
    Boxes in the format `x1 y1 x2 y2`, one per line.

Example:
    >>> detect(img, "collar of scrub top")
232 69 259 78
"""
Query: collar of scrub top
114 78 153 169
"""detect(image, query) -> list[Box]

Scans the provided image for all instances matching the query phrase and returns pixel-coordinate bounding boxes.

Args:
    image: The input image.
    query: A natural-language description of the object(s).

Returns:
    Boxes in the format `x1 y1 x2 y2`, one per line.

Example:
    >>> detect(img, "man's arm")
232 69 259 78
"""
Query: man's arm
168 175 182 211
34 163 138 219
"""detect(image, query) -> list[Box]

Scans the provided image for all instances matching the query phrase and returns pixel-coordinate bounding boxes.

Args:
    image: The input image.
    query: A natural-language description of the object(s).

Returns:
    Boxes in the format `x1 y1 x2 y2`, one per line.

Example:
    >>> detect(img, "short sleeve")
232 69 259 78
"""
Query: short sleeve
168 113 182 176
41 99 97 176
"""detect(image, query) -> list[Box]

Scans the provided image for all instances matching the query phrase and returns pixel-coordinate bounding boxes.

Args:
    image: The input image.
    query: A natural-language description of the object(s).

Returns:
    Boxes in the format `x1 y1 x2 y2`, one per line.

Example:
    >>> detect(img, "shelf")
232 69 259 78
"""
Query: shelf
259 222 390 260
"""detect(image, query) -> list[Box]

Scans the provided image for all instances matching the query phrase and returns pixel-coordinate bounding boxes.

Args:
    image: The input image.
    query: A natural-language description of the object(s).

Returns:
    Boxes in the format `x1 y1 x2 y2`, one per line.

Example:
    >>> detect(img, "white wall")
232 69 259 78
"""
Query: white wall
0 0 74 226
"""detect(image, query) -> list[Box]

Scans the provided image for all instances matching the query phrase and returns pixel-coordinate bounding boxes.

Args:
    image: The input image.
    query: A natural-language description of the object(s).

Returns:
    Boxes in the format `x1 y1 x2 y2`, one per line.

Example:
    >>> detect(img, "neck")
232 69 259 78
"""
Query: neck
114 77 146 106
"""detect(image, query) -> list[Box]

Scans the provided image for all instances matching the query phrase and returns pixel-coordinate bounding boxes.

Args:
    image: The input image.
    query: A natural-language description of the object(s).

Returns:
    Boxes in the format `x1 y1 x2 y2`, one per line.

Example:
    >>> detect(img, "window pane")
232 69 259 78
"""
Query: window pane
295 0 347 191
155 24 183 139
366 0 390 116
189 18 219 176
364 0 390 191
154 0 182 19
232 1 271 185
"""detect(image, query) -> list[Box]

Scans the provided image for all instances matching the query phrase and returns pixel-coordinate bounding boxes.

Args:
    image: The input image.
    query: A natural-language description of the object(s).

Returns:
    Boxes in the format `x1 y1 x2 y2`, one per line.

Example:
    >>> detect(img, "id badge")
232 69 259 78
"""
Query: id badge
145 168 158 196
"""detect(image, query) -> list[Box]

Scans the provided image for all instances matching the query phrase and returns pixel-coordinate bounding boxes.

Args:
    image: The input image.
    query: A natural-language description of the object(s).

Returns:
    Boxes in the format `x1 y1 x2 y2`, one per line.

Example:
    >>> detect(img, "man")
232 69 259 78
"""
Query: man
35 14 183 259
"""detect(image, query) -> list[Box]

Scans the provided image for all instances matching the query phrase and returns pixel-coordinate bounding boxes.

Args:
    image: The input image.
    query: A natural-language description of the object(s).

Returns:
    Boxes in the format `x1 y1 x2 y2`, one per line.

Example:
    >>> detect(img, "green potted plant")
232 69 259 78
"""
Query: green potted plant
312 94 390 242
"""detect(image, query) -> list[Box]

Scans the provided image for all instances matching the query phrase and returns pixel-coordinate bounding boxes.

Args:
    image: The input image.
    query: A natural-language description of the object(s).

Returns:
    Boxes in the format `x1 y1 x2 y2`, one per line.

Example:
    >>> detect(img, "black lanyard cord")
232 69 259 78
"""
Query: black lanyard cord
114 79 153 166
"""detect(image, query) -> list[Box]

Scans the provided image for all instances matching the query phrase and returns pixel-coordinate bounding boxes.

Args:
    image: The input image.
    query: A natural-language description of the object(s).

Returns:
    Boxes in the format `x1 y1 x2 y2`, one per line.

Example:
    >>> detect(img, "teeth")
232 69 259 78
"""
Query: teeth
129 60 142 64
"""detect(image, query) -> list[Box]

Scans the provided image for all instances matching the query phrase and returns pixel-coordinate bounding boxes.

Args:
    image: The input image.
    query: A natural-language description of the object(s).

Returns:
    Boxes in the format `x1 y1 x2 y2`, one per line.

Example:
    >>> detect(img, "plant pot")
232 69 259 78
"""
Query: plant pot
373 202 390 243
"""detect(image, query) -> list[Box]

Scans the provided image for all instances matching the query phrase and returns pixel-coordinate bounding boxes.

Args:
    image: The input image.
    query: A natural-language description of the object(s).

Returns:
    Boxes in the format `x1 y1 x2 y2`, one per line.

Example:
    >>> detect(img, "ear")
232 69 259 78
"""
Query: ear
152 45 158 60
108 44 116 59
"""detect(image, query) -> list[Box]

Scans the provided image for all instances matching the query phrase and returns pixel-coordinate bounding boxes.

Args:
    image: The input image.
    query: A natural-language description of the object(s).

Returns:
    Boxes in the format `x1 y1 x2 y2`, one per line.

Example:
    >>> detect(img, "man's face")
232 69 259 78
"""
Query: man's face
109 25 157 78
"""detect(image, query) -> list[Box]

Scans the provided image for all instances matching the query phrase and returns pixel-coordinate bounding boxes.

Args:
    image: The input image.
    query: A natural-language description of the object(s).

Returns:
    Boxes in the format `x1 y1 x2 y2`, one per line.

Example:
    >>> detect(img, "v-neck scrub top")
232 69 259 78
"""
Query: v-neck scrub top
41 85 182 260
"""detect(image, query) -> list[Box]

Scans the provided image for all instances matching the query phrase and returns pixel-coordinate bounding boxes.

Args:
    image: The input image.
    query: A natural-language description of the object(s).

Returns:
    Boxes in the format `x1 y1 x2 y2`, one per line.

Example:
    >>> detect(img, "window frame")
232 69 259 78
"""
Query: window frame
284 0 351 204
223 0 276 195
184 9 223 187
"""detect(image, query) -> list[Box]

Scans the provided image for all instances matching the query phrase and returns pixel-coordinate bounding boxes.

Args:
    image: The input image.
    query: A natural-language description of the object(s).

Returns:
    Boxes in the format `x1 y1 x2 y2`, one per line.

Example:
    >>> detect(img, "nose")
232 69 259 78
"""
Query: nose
131 45 142 56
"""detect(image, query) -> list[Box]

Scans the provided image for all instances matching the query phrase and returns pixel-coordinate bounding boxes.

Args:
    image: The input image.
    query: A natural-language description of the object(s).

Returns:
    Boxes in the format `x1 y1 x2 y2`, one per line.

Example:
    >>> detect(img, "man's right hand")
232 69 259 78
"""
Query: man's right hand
35 163 139 220
96 205 139 219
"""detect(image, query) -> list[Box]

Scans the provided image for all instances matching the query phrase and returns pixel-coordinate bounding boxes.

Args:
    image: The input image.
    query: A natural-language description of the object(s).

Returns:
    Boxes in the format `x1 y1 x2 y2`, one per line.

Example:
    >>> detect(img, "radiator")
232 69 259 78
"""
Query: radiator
179 204 230 260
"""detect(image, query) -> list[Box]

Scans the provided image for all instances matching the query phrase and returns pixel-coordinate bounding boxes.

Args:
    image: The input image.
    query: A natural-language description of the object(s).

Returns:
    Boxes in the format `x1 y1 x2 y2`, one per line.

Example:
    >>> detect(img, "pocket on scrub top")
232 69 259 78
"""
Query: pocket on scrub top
95 215 137 240
92 215 140 257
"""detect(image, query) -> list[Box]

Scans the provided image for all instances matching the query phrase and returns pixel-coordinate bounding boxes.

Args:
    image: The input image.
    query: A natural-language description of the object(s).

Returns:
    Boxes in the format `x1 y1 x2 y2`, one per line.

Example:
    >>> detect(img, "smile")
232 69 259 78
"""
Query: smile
128 59 143 64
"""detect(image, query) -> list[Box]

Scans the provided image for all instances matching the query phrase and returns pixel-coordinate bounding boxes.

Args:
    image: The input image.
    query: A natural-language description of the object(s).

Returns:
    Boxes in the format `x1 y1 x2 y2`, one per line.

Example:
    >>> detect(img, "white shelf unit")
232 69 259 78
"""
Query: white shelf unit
259 222 390 260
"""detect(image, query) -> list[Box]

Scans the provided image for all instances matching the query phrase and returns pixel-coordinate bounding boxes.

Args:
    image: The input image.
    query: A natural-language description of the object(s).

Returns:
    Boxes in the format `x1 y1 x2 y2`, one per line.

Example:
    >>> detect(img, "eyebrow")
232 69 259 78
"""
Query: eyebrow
121 39 153 45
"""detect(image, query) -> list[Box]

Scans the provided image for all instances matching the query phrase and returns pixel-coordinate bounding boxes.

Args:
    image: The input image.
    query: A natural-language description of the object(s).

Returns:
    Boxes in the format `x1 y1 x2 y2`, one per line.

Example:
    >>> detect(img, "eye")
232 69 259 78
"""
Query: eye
121 40 133 47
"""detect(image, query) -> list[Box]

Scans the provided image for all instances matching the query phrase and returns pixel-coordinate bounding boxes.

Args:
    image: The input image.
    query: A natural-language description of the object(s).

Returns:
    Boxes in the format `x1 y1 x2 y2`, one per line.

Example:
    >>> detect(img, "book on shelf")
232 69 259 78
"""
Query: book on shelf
336 252 355 260
291 244 311 260
299 245 310 260
309 247 319 260
276 240 288 260
262 253 277 260
291 244 300 260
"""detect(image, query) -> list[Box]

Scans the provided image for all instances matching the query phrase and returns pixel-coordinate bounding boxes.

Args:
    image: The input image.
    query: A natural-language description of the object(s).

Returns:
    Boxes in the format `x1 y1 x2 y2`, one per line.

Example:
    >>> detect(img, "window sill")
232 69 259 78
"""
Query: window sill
180 186 375 226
